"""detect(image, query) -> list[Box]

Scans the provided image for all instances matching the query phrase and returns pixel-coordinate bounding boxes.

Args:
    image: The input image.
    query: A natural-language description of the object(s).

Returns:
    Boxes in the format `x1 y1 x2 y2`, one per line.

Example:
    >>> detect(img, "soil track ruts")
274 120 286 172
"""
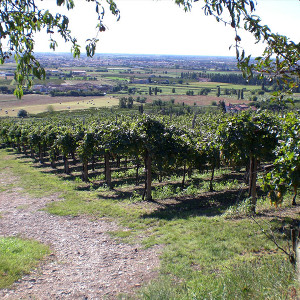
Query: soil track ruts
0 172 160 299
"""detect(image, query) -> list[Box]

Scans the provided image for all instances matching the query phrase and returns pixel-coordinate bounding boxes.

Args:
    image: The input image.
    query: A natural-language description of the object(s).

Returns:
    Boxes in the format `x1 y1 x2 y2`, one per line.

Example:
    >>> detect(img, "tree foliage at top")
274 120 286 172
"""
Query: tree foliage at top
0 0 120 98
176 0 300 83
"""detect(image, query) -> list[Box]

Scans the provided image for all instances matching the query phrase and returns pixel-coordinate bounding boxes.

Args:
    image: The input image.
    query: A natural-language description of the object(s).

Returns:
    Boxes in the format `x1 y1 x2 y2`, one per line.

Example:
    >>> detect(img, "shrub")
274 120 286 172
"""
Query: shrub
17 109 28 118
47 105 55 113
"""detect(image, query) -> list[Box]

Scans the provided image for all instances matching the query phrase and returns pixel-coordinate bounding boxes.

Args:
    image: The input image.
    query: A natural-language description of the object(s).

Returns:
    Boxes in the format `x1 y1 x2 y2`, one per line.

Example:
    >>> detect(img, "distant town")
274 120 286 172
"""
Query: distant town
0 53 298 117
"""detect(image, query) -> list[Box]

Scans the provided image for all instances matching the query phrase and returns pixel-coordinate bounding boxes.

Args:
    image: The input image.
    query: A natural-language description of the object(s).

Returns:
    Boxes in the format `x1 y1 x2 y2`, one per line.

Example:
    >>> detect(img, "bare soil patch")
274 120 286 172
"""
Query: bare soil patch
0 172 160 299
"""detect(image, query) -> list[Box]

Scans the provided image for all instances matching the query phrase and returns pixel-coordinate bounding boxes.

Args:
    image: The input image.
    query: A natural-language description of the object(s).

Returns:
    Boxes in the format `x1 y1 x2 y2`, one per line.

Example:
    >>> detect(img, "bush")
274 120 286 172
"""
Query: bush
47 105 55 113
186 90 194 96
17 109 28 118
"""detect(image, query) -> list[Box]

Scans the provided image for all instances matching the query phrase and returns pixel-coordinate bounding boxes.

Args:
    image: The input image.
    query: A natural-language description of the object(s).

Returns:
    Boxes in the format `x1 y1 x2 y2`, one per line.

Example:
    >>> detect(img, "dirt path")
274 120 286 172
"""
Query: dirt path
0 174 160 299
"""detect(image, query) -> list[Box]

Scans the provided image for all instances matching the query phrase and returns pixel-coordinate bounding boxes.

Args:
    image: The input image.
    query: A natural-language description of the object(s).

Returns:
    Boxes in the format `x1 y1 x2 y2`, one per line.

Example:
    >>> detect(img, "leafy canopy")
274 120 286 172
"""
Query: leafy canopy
0 0 120 98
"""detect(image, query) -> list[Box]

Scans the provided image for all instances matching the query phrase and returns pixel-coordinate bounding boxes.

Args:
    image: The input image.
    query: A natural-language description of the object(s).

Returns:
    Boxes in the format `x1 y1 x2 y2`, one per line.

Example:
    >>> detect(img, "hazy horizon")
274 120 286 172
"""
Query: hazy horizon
34 52 238 58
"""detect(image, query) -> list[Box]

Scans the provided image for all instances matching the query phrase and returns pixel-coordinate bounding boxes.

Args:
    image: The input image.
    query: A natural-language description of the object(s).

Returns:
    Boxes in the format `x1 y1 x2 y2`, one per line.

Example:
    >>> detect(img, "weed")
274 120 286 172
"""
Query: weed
130 190 143 202
223 197 253 218
74 177 83 183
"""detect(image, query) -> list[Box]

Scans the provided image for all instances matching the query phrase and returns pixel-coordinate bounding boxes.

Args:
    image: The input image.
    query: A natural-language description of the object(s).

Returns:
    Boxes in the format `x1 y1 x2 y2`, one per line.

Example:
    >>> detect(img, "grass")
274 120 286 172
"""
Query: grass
0 148 298 298
130 82 259 92
0 236 50 289
0 96 118 117
0 183 14 193
105 76 129 81
137 256 295 300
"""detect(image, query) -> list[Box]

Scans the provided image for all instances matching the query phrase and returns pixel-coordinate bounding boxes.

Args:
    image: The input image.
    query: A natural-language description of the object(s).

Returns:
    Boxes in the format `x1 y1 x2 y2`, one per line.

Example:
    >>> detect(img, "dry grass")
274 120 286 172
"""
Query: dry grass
0 94 118 117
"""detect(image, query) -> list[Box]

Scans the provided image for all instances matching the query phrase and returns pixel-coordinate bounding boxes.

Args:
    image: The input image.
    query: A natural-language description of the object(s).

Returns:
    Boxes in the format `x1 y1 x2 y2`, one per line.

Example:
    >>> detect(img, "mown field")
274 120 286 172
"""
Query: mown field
0 94 118 117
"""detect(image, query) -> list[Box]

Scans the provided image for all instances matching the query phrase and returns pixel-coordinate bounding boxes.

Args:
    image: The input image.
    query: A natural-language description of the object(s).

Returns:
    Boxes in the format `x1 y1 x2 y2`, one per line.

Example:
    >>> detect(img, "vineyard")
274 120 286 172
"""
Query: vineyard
1 110 300 298
0 111 299 211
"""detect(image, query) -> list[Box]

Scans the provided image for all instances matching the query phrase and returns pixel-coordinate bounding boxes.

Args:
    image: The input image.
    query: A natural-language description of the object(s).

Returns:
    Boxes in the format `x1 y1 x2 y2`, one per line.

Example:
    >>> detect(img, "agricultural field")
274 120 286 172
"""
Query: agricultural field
0 94 118 117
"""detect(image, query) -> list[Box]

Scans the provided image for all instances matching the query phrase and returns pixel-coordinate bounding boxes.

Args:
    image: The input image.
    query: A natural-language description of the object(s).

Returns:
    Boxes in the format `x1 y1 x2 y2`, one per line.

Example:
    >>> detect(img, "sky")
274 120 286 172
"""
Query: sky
34 0 300 57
